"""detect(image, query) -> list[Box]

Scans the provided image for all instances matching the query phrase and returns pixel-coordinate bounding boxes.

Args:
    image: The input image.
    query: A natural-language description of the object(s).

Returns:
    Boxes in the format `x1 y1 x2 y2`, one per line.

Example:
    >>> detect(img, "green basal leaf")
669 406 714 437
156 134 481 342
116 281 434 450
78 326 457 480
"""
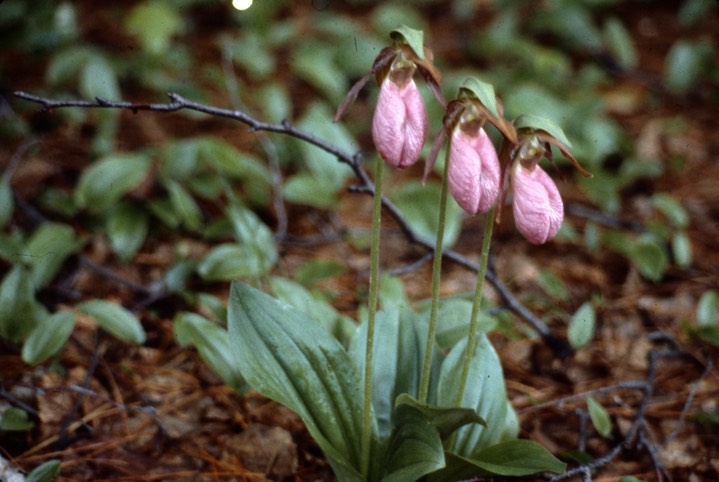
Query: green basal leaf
568 302 595 349
0 178 12 228
672 232 692 269
628 238 669 282
107 201 148 261
390 25 425 60
513 113 573 148
587 396 612 438
464 440 566 476
427 299 496 351
22 311 75 365
25 459 61 482
270 277 356 346
459 77 499 119
166 180 202 231
77 299 146 345
391 181 463 247
0 266 38 343
0 407 35 431
395 394 486 440
697 290 719 327
379 274 409 311
228 282 367 481
381 403 445 482
25 222 81 289
173 312 247 393
349 307 440 440
75 153 151 212
437 334 517 457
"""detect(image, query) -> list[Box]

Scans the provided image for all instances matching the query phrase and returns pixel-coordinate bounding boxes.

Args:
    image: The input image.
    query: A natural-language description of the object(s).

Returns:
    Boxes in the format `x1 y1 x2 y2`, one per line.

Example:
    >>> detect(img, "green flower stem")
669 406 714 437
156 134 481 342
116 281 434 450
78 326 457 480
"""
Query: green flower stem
361 156 384 478
454 206 497 407
418 154 451 403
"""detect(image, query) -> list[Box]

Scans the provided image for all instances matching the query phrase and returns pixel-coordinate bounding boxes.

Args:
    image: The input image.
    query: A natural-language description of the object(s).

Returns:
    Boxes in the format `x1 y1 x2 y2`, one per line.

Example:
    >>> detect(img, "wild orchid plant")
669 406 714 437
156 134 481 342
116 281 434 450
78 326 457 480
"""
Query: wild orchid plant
229 26 588 481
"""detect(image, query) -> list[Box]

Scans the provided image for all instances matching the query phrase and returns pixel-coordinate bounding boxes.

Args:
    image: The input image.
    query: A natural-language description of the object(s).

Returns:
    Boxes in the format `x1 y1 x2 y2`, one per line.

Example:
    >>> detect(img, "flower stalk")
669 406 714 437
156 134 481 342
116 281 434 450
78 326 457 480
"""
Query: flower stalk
418 150 451 403
454 206 497 408
361 155 384 478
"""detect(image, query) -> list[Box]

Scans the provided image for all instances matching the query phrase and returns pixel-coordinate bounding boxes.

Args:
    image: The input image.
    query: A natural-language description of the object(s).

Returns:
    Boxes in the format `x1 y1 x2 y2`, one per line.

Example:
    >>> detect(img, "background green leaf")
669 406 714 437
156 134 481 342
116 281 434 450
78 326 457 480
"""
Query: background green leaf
568 302 596 349
24 222 81 288
173 312 247 393
587 396 612 438
77 299 146 345
0 407 35 431
75 153 151 211
22 311 75 365
25 459 62 482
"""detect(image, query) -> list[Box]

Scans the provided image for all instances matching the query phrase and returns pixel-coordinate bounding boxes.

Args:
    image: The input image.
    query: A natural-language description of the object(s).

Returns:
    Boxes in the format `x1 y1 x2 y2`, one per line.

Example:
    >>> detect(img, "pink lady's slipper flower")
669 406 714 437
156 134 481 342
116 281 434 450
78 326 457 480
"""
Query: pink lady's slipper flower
447 112 501 215
511 158 564 245
372 67 428 168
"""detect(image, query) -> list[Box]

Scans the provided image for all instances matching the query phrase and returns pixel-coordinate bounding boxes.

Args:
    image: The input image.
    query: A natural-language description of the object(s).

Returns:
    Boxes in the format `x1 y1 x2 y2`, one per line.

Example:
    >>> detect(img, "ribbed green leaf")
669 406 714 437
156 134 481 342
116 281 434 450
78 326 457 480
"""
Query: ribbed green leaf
381 403 444 482
395 394 486 440
437 335 518 457
228 282 367 480
441 440 566 477
349 308 443 440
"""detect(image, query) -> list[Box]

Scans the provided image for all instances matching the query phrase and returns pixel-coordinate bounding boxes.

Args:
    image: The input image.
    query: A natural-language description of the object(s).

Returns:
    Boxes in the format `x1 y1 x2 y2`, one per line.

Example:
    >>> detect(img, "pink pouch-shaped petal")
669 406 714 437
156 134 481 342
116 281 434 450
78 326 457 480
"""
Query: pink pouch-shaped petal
511 162 564 244
372 78 428 168
447 127 501 214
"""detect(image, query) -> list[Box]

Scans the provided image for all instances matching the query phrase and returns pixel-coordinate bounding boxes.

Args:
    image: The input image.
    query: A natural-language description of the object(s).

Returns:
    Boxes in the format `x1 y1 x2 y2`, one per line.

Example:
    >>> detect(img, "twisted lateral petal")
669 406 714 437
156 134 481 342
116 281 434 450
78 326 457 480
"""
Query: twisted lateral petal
372 78 428 168
511 163 564 244
447 127 501 214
